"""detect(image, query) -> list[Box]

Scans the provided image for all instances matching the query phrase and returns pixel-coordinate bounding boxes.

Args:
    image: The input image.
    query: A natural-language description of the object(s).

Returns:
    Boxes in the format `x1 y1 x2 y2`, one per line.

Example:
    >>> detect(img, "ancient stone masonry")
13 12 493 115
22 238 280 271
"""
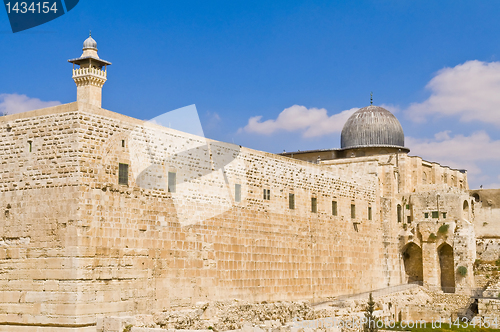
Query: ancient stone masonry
471 189 500 261
0 102 400 331
0 35 487 331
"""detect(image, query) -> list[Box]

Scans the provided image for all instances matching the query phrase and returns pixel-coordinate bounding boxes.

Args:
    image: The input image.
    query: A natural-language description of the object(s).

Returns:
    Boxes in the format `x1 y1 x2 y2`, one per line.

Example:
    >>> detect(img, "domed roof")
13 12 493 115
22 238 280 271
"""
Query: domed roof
341 105 405 149
83 32 97 50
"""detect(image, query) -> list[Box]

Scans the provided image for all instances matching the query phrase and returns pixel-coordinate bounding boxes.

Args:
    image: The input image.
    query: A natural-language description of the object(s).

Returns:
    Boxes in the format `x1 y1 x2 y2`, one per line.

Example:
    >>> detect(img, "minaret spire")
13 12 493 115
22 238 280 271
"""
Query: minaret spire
68 33 112 108
370 92 373 105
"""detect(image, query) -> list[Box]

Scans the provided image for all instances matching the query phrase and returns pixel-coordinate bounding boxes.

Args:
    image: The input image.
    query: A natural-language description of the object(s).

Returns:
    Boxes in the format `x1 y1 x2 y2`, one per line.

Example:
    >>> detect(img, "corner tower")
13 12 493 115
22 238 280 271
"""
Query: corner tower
68 32 111 108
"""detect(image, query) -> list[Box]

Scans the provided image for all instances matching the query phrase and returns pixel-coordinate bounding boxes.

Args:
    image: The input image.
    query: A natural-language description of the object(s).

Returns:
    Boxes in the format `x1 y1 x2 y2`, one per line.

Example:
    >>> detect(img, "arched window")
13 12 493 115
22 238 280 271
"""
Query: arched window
463 200 469 220
422 172 427 184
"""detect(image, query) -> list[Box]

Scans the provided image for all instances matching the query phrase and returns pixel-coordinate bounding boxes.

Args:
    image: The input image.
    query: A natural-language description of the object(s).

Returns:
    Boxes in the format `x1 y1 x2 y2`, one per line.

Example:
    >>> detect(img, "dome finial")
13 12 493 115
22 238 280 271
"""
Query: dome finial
370 92 373 105
83 32 97 50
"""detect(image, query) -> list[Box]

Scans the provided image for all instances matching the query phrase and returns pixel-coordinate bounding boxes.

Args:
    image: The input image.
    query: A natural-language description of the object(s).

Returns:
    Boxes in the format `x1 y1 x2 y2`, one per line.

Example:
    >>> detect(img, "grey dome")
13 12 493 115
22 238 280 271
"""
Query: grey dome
341 105 405 149
83 33 97 50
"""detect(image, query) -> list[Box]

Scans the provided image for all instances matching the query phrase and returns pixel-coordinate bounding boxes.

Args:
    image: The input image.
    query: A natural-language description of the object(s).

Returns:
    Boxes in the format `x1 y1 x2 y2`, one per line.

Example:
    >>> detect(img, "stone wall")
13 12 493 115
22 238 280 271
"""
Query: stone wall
0 103 401 330
322 153 476 293
0 104 94 329
478 299 500 321
476 239 500 261
471 189 500 262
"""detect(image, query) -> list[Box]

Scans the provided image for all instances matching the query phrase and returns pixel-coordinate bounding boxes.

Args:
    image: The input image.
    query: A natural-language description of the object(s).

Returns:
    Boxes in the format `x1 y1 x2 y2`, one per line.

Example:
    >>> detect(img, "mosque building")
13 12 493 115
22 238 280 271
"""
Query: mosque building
0 34 498 332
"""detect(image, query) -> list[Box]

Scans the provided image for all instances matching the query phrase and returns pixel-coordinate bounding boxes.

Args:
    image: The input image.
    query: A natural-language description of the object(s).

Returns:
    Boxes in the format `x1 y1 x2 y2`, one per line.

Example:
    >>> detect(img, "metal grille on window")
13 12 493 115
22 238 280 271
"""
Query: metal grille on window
119 163 128 186
332 201 337 216
168 172 176 193
235 184 241 203
263 189 270 200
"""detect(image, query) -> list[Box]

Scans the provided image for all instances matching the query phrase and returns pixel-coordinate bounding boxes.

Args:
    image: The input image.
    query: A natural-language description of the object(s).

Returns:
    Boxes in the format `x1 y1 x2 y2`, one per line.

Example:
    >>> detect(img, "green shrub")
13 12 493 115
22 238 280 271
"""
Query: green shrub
363 293 378 332
123 325 133 332
438 224 449 234
495 258 500 267
457 266 468 276
429 233 437 240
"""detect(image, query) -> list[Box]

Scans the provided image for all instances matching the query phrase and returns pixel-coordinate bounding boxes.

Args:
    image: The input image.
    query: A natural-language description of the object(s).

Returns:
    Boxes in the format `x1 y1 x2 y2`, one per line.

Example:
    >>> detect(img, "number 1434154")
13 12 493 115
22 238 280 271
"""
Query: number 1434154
5 2 58 14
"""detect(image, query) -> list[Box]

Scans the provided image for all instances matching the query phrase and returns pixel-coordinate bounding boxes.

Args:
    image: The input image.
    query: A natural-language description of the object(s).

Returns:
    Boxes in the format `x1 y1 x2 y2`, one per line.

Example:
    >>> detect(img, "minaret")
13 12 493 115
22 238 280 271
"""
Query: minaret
68 32 112 108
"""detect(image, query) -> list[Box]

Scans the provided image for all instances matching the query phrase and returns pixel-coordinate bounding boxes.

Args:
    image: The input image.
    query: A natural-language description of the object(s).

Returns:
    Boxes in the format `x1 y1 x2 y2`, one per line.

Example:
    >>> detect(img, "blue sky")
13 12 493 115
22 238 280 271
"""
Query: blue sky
1 0 500 189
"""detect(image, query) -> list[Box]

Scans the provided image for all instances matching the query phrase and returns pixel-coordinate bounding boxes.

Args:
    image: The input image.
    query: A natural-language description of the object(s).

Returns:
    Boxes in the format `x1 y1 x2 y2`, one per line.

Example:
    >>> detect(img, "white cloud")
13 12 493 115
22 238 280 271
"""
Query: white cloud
407 131 500 188
406 60 500 125
207 111 221 122
203 110 222 132
0 93 60 115
408 131 500 164
379 104 401 115
487 175 500 189
434 130 452 141
239 105 357 138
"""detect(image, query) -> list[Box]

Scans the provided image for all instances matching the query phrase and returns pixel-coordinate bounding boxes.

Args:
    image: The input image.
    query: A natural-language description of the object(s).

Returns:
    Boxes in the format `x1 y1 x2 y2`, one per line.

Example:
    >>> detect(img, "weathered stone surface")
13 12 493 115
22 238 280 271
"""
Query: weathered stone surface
0 38 489 332
0 100 481 331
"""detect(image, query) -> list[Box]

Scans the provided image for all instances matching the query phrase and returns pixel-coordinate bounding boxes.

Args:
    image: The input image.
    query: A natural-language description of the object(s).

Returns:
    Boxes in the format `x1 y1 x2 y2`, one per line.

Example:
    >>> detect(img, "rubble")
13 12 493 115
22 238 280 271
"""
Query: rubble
101 285 479 332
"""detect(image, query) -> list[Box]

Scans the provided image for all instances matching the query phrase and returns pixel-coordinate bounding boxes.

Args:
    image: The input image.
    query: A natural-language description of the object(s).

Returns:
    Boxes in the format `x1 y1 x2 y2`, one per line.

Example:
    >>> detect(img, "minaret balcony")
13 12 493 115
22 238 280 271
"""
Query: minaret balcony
72 67 107 80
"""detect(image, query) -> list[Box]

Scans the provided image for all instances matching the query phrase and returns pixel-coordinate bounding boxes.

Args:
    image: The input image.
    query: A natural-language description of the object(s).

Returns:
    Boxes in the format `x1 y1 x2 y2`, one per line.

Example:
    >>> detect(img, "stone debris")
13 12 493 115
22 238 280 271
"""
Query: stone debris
153 300 315 331
101 286 477 332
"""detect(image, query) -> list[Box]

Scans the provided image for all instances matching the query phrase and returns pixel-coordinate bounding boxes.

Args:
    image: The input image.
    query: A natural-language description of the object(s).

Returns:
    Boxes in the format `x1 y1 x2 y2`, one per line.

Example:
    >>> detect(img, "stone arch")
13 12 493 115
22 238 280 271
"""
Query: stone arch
438 243 455 293
463 200 469 220
402 243 423 284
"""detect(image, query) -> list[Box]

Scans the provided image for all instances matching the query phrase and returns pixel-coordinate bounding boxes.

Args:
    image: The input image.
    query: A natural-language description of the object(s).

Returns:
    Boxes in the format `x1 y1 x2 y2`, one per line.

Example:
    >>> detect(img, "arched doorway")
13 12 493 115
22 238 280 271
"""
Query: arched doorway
402 243 423 284
438 243 455 293
463 200 469 220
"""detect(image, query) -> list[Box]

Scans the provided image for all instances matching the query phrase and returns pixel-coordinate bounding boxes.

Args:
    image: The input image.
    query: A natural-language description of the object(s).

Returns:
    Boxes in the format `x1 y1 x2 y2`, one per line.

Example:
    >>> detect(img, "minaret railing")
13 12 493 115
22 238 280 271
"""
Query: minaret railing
72 67 107 79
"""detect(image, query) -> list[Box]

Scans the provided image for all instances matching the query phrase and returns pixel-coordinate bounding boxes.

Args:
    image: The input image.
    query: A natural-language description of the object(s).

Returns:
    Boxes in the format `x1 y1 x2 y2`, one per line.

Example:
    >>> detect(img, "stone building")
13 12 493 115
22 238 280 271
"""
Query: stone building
0 35 487 331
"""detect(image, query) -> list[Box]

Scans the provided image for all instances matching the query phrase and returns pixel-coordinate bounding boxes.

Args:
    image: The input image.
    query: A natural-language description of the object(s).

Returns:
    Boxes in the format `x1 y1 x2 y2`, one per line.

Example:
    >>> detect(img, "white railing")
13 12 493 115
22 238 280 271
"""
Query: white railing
72 67 107 78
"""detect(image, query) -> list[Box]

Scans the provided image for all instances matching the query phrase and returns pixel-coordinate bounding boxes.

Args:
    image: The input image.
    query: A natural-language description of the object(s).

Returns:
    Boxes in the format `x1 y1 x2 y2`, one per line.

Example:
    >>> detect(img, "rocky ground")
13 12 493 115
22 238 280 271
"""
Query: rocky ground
111 258 500 331
134 300 315 331
124 286 474 332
